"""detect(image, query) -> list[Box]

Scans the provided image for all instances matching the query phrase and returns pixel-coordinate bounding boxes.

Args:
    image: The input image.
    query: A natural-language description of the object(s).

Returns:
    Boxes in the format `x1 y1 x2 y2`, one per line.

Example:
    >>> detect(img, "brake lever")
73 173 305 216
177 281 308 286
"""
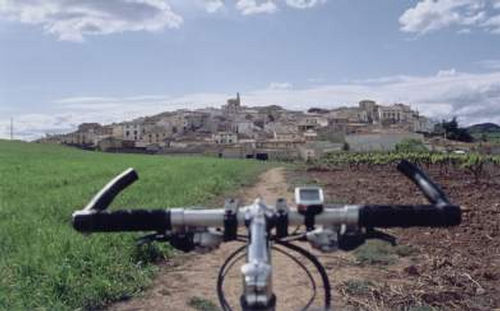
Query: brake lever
365 228 397 246
397 160 450 206
82 168 138 213
136 233 170 246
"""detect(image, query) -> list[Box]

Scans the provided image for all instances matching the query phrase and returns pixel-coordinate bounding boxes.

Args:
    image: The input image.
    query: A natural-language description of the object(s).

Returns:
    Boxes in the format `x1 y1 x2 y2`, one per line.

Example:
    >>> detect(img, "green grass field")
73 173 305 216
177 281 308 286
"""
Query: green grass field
0 140 266 311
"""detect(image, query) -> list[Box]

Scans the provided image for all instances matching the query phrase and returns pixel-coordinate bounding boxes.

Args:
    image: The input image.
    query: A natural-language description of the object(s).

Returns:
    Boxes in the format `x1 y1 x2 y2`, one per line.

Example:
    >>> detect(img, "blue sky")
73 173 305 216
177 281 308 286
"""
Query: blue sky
1 0 500 140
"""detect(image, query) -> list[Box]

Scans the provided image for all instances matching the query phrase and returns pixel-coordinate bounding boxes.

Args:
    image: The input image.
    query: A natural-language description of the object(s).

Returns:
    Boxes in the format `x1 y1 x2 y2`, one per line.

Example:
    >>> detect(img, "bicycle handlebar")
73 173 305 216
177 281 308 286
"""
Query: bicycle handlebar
359 204 460 228
72 203 461 233
73 209 171 232
83 168 138 212
397 160 450 206
72 160 461 234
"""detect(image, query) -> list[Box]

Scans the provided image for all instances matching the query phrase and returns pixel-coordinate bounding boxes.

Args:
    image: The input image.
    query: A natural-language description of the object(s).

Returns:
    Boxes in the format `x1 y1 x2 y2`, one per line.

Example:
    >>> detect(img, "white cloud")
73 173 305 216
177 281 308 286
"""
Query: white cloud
4 70 500 140
457 28 473 34
477 59 500 69
436 68 457 77
236 0 277 15
482 14 500 33
204 0 324 15
348 75 414 85
399 0 500 35
204 0 224 13
0 0 183 42
0 0 329 41
399 0 483 34
307 77 324 83
285 0 325 9
269 82 293 89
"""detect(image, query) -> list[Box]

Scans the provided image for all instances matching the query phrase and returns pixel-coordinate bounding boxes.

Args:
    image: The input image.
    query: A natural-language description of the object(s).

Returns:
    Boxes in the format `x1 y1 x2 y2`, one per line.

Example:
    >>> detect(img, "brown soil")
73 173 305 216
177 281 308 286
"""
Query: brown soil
108 165 500 311
302 164 500 311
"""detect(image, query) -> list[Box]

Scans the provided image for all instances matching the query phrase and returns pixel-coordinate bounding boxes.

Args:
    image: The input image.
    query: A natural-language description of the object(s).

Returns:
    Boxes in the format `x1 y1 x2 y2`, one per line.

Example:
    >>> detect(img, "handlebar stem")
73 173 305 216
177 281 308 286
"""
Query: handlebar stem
241 200 275 311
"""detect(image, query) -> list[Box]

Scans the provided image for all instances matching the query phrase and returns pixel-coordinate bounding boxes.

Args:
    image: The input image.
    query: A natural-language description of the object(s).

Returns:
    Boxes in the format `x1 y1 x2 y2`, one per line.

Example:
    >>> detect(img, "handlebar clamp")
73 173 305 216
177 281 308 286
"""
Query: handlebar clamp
223 199 238 241
275 198 289 238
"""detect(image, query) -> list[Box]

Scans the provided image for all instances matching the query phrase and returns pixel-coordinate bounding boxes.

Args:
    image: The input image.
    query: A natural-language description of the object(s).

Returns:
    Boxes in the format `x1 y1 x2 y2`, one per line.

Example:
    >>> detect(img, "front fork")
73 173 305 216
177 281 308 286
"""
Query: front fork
240 201 276 311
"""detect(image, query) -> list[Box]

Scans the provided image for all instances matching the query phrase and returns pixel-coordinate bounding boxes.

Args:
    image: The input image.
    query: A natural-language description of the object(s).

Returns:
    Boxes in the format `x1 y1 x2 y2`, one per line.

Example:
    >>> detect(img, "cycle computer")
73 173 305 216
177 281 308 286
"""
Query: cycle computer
295 187 324 213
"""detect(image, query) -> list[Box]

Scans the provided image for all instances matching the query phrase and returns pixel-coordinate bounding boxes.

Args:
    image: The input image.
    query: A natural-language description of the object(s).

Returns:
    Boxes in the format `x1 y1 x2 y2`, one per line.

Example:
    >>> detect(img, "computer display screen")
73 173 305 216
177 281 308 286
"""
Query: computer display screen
299 189 321 201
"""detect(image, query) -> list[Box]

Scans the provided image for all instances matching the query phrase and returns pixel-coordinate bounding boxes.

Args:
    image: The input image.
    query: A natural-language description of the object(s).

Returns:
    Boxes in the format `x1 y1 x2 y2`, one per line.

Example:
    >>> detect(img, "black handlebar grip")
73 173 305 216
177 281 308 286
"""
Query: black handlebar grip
359 204 461 228
397 160 449 205
84 168 138 212
73 210 171 233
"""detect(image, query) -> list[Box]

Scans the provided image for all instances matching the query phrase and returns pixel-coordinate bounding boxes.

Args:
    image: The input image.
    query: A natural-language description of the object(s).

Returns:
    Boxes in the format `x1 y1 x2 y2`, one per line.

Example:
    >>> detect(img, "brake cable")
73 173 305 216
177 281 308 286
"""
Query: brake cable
276 240 332 311
217 241 324 311
273 233 306 242
272 246 317 311
217 245 247 311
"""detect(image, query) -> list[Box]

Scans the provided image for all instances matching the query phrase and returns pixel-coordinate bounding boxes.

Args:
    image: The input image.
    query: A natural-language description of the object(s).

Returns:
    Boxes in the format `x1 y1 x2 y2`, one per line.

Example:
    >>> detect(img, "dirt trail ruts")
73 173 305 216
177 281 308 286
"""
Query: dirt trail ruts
108 167 352 311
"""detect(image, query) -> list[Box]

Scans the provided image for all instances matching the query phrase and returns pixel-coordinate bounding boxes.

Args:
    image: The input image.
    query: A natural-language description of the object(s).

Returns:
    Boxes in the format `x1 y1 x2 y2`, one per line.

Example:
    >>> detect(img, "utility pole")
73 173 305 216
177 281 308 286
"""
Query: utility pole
10 117 13 140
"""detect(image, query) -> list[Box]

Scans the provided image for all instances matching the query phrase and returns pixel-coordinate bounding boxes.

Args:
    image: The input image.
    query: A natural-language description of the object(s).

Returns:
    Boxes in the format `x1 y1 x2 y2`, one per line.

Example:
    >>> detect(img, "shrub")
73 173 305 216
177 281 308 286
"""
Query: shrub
187 296 219 311
353 240 397 265
395 138 428 153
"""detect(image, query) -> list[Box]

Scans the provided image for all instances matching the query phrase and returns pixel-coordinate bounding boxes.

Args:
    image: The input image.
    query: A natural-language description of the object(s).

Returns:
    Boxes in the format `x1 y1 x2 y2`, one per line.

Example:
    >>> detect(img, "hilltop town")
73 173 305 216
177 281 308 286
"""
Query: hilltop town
39 94 433 160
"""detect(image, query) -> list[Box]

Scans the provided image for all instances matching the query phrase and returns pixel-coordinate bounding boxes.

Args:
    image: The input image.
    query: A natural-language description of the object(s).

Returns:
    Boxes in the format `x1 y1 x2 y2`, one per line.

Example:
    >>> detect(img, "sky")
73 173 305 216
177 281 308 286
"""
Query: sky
1 0 500 140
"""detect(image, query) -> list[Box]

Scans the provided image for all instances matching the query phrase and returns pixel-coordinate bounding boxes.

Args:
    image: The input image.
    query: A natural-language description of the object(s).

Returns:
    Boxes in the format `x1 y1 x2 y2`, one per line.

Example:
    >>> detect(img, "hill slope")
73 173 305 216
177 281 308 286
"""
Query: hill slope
0 140 265 311
467 122 500 134
467 123 500 142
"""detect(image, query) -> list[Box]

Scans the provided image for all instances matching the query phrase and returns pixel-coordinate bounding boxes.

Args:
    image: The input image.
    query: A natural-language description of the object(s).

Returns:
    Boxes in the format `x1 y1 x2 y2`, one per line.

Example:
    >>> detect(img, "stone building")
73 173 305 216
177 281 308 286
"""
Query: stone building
413 115 433 133
213 131 238 144
298 141 344 161
378 103 413 124
325 101 433 133
359 100 379 124
78 123 101 133
222 93 242 115
109 123 124 139
59 123 103 146
303 129 318 141
346 133 425 152
235 120 260 137
120 118 172 148
297 115 329 132
122 120 144 142
142 125 169 146
97 137 124 151
93 125 113 146
328 107 368 123
40 92 436 157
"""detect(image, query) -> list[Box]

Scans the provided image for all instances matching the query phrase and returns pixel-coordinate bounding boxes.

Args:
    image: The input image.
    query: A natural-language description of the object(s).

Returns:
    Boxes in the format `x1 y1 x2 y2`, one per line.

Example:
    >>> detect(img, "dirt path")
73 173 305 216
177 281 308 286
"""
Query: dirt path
108 165 500 311
108 167 354 311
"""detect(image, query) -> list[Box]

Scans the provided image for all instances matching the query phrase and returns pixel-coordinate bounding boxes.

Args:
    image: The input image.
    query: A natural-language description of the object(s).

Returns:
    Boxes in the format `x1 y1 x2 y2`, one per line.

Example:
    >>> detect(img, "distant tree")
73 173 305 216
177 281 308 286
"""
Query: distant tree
435 117 474 142
308 107 330 114
342 142 350 152
480 133 488 142
441 117 458 133
253 120 265 129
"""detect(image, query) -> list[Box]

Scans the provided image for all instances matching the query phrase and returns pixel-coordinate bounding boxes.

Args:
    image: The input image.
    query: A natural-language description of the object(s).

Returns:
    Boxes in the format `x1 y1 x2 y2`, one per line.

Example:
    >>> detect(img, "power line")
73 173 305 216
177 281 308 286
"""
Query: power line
10 117 13 140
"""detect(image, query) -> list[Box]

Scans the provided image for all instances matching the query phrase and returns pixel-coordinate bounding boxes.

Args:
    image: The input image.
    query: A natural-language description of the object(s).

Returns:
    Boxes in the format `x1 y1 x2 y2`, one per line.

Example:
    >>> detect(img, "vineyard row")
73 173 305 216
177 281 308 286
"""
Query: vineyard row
315 152 500 168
